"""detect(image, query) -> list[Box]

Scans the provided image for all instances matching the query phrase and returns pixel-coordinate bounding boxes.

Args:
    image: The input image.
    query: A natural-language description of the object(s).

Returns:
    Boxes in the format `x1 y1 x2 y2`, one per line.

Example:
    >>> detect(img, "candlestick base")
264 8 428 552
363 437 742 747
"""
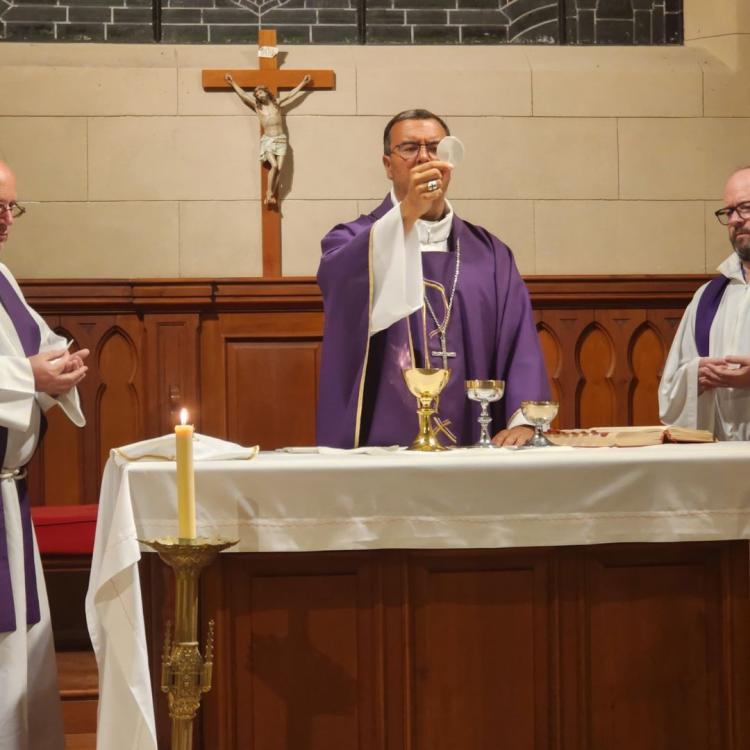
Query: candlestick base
140 536 237 750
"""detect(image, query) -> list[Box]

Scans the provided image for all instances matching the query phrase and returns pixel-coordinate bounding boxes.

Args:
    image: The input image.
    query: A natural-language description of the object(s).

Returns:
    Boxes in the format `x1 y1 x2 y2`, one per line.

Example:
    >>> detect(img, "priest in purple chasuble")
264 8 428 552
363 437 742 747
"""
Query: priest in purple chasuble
0 162 89 750
317 110 549 448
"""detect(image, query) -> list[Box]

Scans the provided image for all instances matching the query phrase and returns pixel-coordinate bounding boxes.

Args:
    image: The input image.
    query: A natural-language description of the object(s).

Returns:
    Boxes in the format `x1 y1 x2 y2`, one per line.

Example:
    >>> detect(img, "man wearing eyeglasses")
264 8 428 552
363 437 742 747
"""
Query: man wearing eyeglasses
317 109 549 448
0 161 89 750
660 166 750 439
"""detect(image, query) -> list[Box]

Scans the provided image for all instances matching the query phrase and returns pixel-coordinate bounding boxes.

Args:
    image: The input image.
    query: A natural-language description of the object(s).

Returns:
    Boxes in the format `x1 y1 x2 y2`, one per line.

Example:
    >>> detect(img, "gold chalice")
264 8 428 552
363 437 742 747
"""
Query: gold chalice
520 400 559 447
465 379 505 448
403 367 450 451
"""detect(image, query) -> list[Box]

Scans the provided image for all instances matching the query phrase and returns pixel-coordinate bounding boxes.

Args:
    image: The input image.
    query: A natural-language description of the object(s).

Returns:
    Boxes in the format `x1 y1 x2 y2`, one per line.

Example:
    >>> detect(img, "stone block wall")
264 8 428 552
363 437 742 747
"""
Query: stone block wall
0 17 747 280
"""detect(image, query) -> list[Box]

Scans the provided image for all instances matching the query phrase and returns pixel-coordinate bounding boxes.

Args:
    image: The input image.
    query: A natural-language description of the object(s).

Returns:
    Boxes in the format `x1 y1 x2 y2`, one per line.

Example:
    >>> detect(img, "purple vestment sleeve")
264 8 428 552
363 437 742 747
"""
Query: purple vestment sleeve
316 198 392 448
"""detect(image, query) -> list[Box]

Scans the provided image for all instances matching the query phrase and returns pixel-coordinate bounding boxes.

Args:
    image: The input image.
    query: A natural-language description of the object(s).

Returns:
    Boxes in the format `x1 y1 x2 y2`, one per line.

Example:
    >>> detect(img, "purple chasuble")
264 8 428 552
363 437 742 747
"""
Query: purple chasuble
694 274 731 357
316 195 550 448
0 270 42 633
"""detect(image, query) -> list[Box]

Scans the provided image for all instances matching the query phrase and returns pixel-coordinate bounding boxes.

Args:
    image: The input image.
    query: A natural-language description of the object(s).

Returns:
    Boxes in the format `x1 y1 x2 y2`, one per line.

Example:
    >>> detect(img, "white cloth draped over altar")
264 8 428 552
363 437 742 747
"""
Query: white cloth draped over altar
86 442 750 750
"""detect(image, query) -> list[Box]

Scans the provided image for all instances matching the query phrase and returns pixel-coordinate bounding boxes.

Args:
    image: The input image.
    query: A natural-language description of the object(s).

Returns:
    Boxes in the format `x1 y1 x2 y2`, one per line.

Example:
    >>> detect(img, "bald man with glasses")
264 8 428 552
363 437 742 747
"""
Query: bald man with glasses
660 166 750 439
0 161 89 750
316 109 549 449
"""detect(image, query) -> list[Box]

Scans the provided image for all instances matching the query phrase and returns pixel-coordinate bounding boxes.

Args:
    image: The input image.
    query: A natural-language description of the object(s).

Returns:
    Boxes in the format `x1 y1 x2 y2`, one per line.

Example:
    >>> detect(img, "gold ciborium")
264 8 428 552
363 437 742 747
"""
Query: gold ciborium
465 379 505 448
520 400 559 447
403 367 450 451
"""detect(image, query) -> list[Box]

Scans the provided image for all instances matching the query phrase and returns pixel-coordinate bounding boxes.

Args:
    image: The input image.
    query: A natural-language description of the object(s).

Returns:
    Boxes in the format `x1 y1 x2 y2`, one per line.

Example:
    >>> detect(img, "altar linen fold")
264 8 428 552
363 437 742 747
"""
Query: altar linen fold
86 433 257 750
277 445 403 455
114 432 259 464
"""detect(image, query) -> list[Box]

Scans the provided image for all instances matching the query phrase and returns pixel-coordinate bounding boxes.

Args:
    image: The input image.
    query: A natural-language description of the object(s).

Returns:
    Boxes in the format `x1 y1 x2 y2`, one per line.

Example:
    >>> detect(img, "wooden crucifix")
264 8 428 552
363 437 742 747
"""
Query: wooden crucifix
202 29 335 278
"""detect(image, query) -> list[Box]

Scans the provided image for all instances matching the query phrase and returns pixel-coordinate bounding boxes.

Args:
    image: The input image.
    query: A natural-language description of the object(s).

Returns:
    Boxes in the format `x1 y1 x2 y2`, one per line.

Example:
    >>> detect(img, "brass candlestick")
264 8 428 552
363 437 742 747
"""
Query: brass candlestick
141 536 237 750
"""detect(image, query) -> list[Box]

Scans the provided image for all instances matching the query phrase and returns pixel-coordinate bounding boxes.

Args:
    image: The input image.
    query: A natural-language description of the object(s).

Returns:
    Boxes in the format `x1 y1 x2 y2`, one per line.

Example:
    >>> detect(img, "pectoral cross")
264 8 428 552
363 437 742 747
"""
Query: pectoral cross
202 29 335 277
431 334 456 370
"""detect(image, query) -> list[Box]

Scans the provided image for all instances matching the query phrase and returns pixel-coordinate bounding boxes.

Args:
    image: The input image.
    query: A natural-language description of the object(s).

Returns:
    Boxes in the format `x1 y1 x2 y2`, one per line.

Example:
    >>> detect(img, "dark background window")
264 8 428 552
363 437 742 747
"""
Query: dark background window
0 0 683 45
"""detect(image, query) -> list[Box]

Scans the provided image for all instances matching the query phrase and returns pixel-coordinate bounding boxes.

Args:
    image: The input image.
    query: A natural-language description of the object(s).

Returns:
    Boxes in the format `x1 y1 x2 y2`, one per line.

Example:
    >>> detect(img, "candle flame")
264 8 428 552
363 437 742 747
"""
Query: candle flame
180 408 189 425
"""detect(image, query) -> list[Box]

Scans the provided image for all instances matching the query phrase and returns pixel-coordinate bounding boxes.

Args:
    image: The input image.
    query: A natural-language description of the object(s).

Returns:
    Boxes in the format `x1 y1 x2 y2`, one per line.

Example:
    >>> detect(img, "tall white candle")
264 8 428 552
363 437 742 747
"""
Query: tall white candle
175 408 196 540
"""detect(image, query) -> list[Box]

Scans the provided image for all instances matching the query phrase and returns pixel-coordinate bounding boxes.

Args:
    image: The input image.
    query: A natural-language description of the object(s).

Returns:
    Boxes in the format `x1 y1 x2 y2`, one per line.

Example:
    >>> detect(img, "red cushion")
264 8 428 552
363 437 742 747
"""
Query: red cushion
31 504 98 555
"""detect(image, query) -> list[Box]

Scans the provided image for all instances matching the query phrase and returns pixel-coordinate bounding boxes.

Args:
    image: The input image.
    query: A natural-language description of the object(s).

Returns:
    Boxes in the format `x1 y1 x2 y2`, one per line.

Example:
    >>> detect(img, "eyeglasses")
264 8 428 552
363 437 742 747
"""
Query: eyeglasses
391 141 441 161
715 201 750 225
0 202 26 219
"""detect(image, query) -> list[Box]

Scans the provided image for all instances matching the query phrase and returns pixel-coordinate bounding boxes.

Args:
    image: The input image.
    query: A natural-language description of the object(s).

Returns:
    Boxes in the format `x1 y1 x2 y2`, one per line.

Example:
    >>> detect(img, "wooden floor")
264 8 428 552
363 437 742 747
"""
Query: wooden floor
58 650 98 750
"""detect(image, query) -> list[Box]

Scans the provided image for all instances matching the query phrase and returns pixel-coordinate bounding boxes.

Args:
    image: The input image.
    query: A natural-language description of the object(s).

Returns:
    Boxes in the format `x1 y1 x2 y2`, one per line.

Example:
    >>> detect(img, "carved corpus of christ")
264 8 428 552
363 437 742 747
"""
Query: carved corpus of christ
224 73 311 207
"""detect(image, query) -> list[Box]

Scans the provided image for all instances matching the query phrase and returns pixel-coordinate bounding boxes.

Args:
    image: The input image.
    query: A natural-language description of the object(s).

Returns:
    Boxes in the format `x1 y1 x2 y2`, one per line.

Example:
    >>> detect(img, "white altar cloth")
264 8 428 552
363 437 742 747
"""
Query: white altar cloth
86 442 750 750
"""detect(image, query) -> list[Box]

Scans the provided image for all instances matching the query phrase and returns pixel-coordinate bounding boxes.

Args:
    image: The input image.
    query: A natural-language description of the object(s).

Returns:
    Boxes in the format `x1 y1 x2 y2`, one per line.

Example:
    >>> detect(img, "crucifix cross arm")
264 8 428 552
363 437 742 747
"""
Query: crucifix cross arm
202 68 335 96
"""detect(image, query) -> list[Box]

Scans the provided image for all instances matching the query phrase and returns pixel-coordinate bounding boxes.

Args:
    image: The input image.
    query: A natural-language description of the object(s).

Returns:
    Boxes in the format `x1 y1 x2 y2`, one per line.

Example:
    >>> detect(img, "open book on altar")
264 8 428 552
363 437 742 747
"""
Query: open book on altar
546 425 715 448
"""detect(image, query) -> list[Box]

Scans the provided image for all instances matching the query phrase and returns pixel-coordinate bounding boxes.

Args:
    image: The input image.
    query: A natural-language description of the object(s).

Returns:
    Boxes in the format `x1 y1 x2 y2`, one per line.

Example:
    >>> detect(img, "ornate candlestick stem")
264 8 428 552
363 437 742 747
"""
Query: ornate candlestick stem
141 536 237 750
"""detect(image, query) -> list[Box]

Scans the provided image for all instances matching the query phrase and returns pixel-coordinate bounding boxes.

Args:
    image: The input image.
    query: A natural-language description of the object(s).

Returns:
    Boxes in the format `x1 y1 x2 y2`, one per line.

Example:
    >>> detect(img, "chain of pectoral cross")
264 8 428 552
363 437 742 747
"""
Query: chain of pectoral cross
423 239 461 370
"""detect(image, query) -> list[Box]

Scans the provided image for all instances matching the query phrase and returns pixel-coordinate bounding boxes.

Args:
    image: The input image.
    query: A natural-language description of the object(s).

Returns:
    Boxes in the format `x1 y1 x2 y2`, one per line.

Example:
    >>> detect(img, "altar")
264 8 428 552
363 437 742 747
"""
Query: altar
87 443 750 750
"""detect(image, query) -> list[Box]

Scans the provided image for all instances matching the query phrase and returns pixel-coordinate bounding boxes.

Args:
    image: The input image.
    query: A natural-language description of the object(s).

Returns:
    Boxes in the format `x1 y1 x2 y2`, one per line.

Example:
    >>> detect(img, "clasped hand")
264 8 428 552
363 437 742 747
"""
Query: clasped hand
29 348 90 397
698 355 750 393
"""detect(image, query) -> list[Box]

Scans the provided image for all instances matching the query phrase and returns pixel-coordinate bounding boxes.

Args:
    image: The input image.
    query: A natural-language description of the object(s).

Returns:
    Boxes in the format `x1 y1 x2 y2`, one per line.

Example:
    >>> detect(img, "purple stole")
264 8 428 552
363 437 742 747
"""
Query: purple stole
0 271 42 633
695 275 731 357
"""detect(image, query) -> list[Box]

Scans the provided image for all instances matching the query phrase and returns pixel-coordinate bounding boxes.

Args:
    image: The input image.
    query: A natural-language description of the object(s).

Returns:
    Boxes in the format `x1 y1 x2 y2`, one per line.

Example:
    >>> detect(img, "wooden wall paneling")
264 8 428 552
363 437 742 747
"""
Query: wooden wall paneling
628 322 666 426
200 551 385 750
59 315 115 505
407 549 554 750
143 314 201 437
42 553 93 649
201 316 224 439
91 315 147 495
726 542 750 749
535 312 563 430
576 323 617 428
626 308 681 427
593 309 648 427
647 308 684 358
32 402 84 506
579 543 728 750
141 544 750 750
537 310 593 429
556 548 588 750
201 312 324 450
380 552 409 750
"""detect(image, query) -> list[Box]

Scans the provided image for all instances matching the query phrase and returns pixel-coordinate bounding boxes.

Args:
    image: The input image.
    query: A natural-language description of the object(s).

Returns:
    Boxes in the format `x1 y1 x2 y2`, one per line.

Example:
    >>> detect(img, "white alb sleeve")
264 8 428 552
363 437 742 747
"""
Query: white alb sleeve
658 293 712 429
0 356 36 432
370 203 423 335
